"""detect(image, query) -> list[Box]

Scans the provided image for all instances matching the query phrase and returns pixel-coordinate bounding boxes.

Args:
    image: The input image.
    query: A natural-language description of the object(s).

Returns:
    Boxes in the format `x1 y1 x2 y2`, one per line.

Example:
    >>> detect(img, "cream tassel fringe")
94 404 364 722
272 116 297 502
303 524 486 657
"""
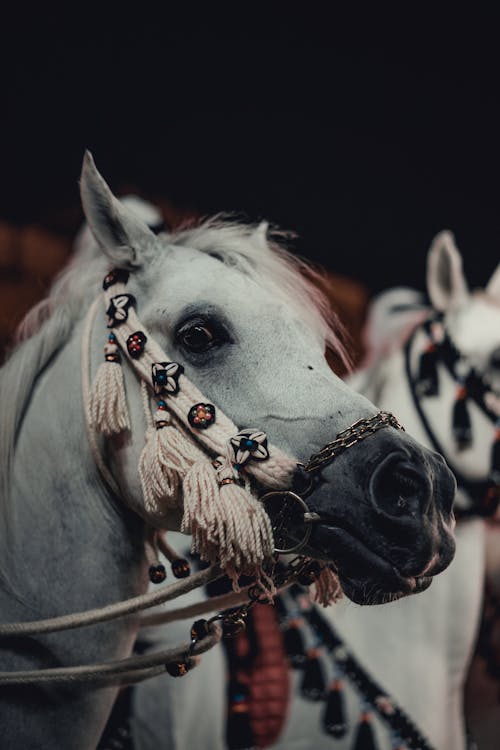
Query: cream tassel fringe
139 403 201 516
182 458 275 582
139 426 181 516
310 565 342 607
89 336 130 436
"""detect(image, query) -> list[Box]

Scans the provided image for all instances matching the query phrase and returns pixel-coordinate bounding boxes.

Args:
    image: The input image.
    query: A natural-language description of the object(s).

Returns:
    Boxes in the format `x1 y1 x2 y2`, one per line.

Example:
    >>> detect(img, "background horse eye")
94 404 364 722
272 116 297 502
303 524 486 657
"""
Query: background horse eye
177 322 216 353
490 346 500 370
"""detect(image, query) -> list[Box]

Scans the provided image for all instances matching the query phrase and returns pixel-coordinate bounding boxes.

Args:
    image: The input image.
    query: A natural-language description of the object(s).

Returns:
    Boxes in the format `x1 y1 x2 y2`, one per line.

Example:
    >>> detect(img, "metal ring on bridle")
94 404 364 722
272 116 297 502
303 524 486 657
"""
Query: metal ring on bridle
260 412 403 555
259 490 320 554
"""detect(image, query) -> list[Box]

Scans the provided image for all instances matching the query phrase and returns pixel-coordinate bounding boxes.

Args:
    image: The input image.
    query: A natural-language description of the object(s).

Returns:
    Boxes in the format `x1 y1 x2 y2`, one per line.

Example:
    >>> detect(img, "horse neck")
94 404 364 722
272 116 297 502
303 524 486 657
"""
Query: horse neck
2 320 148 624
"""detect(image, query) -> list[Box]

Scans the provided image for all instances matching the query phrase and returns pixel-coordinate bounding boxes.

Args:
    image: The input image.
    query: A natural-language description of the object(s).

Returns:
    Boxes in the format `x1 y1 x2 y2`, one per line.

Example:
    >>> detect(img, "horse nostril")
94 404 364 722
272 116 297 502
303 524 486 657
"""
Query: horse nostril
391 468 422 498
370 457 428 520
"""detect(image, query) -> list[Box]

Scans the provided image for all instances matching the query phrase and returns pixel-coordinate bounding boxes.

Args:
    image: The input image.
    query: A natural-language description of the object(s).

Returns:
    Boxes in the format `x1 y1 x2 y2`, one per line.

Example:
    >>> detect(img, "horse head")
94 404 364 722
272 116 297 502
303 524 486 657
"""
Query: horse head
78 153 456 605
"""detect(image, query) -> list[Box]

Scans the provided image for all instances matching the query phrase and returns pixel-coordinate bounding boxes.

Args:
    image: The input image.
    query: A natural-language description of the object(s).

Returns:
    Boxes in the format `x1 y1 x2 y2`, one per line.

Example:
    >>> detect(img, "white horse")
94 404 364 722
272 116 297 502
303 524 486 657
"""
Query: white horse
0 155 456 750
128 232 500 750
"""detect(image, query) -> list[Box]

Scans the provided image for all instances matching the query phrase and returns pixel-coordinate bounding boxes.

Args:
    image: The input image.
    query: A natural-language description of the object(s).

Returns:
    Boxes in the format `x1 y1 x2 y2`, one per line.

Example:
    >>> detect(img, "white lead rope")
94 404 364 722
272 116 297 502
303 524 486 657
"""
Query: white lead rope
0 566 221 638
0 622 222 687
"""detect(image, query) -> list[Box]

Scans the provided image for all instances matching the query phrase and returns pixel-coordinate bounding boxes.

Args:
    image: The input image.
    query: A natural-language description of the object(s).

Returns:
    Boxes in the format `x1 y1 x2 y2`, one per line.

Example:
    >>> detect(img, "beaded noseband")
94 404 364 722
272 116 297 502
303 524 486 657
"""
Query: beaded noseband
0 268 404 688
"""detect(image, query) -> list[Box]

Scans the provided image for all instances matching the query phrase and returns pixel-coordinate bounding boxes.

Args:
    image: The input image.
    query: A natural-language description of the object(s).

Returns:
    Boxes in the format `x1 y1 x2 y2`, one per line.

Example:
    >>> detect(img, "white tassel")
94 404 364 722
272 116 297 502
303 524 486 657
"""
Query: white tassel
138 421 181 516
138 403 201 516
89 339 130 435
310 566 342 607
182 458 275 581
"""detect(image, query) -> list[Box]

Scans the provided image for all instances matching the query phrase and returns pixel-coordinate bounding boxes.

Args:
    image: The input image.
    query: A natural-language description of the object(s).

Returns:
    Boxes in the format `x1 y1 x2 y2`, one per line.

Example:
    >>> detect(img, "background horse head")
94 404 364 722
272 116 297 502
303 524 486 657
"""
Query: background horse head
309 231 500 750
0 156 455 749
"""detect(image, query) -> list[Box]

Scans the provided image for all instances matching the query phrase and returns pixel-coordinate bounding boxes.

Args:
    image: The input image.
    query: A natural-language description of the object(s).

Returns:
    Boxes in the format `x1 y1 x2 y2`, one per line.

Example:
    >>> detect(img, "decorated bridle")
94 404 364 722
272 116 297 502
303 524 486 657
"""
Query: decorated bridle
0 265 403 687
405 312 500 518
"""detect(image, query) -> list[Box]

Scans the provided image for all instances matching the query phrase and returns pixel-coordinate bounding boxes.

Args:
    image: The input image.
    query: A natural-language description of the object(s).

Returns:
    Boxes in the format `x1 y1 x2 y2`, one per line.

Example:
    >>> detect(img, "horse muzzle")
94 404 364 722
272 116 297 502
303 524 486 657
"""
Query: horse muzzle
267 425 457 605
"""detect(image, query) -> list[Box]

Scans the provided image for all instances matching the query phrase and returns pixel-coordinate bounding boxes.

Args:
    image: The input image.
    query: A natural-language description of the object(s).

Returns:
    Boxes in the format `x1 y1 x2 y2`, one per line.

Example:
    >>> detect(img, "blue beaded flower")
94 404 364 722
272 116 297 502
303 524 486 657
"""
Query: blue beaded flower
230 429 269 466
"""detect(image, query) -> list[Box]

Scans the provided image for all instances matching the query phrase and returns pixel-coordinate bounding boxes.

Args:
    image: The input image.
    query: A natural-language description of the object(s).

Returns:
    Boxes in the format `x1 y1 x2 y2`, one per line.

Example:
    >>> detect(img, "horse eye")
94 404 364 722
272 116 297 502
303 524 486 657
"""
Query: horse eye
490 347 500 370
178 323 216 353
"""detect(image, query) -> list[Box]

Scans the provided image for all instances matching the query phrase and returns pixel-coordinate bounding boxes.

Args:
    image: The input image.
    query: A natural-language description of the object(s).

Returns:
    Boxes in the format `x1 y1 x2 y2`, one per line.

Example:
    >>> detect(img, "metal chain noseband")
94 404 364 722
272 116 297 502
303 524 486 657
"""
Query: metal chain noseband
260 411 403 555
303 411 404 474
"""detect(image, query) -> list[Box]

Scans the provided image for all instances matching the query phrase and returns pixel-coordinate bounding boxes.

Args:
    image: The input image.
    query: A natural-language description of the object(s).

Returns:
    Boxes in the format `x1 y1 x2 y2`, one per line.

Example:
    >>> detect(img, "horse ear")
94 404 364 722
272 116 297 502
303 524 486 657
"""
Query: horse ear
80 151 157 269
486 263 500 302
251 221 269 249
426 230 469 311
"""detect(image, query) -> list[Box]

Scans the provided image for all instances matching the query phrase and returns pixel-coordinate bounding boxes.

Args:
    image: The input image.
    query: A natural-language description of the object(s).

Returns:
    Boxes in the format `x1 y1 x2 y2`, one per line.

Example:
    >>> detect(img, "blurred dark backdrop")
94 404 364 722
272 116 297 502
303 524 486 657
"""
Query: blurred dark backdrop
0 7 499 293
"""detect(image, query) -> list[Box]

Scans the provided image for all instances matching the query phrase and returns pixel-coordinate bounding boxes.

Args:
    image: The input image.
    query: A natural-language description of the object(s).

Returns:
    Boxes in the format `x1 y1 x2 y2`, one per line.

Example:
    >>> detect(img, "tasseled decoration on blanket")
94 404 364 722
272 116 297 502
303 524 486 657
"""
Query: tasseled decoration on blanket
352 712 378 750
416 342 439 397
145 528 167 584
182 457 275 585
283 617 307 667
138 401 183 515
300 648 326 701
89 333 130 435
322 679 348 738
226 680 254 750
452 384 472 450
310 565 342 607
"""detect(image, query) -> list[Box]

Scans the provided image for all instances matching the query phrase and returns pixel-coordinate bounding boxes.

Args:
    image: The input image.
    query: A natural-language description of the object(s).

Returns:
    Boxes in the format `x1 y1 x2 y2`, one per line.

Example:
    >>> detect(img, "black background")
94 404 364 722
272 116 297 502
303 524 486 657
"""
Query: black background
1 7 499 293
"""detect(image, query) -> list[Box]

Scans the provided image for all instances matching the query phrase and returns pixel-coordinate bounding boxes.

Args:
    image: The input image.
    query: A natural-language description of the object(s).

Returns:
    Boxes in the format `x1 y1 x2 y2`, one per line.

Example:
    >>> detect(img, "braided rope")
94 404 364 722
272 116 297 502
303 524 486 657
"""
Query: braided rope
0 565 221 637
0 622 222 687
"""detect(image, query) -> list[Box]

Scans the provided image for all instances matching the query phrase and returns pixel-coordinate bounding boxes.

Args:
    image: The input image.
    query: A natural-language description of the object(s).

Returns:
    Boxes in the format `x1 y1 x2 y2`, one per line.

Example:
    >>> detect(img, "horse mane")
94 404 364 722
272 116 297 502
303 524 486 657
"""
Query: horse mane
0 207 348 519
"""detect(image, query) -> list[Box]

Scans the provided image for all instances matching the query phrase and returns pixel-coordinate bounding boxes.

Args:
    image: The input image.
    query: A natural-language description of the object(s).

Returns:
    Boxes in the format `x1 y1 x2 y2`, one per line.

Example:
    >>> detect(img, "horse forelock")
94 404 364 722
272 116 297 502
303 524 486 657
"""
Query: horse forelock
168 217 350 369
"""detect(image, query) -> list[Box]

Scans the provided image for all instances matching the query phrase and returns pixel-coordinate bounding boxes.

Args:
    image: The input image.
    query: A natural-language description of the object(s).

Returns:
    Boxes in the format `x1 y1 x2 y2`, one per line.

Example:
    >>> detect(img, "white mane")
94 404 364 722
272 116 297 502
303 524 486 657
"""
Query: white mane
0 212 348 512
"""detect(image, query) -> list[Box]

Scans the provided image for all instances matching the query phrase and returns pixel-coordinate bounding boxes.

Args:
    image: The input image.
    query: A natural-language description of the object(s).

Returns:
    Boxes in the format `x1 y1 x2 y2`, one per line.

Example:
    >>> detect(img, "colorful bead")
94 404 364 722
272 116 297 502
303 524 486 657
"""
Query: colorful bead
104 335 120 363
190 619 209 641
126 331 147 359
188 403 216 429
165 658 194 677
171 558 191 578
102 268 130 290
149 564 167 584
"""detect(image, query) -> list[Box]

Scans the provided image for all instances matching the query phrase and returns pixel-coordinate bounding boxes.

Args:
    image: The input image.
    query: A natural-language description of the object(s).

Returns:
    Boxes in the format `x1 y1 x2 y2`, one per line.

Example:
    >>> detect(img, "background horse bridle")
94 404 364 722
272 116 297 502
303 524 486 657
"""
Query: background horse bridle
404 313 500 519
